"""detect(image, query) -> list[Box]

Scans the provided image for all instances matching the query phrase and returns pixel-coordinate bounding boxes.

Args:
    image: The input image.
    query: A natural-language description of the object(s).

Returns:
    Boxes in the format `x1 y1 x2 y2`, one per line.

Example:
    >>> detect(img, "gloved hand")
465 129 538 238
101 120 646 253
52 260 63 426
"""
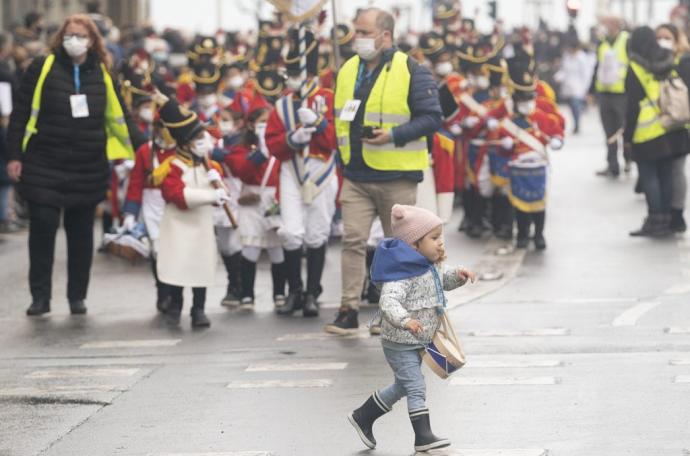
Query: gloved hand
448 123 463 137
297 107 319 126
501 136 515 150
122 213 136 232
207 168 222 183
549 137 564 150
463 116 480 128
214 188 231 205
487 118 500 131
290 126 317 145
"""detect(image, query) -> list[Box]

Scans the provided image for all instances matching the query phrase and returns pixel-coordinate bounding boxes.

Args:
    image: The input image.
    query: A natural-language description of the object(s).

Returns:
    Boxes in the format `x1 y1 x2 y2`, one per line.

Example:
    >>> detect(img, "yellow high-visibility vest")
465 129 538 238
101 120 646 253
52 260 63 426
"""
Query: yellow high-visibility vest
334 51 428 171
630 61 668 144
22 54 134 160
595 31 630 94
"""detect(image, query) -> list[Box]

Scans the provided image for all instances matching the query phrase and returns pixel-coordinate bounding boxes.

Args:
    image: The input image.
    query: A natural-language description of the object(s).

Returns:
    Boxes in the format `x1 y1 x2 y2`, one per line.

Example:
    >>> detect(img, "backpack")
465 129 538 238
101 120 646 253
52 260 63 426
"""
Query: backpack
658 72 690 129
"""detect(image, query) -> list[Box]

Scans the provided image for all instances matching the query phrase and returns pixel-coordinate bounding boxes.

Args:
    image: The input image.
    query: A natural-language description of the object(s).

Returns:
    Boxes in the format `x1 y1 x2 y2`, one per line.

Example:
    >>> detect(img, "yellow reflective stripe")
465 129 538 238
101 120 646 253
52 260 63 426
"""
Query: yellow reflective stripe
364 112 411 124
365 140 426 152
22 55 56 152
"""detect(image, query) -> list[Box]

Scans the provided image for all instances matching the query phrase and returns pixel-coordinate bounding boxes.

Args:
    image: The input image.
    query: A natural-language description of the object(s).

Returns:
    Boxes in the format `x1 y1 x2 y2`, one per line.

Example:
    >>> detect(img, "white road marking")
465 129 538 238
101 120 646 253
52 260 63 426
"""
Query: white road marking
674 375 690 383
276 331 369 341
450 376 560 386
245 362 347 372
418 450 549 456
664 327 690 334
663 283 690 295
469 359 563 369
467 328 569 337
0 385 126 396
25 368 140 379
147 452 273 456
669 359 690 366
226 379 333 389
80 339 181 349
611 301 661 326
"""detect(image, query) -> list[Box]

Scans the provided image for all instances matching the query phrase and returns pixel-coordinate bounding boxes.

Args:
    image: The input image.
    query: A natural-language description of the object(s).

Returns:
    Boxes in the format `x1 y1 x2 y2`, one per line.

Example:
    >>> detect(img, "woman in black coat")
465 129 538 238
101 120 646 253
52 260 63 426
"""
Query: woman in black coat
624 26 690 237
5 14 144 316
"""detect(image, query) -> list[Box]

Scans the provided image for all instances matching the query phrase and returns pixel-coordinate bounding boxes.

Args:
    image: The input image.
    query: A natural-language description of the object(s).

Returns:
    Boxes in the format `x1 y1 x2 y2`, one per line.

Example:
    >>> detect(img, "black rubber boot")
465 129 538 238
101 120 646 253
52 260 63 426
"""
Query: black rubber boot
220 253 241 307
277 248 303 316
494 194 514 240
458 188 474 232
165 287 183 326
304 245 326 317
533 211 547 250
467 190 484 239
151 258 169 313
347 392 392 449
240 256 257 300
191 287 210 328
670 208 687 233
515 209 531 248
409 408 450 452
26 299 50 316
271 262 286 303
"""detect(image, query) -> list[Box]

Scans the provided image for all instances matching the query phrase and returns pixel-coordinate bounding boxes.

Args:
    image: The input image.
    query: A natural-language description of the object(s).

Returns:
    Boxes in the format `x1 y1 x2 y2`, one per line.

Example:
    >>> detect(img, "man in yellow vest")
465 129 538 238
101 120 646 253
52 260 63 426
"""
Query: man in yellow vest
325 8 442 335
594 16 630 177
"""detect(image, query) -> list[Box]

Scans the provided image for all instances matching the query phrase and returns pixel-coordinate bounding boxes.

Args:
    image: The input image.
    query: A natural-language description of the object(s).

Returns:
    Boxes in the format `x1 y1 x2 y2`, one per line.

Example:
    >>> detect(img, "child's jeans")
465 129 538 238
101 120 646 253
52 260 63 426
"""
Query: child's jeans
378 346 426 412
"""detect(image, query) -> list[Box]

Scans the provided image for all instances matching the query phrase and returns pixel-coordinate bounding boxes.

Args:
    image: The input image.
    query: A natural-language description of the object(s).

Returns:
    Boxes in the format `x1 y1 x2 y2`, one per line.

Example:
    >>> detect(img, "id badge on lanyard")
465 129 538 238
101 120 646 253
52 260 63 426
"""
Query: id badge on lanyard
70 64 89 118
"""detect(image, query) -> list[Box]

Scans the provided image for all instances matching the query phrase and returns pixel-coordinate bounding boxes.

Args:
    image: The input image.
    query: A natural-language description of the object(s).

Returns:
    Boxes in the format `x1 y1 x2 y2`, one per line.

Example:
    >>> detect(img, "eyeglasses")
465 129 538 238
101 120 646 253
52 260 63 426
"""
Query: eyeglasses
63 33 89 40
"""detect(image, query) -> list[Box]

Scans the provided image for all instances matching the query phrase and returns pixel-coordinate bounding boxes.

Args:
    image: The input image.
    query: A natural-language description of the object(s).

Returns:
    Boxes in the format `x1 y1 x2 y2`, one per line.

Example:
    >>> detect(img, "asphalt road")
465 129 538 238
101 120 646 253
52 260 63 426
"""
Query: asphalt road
1 110 689 456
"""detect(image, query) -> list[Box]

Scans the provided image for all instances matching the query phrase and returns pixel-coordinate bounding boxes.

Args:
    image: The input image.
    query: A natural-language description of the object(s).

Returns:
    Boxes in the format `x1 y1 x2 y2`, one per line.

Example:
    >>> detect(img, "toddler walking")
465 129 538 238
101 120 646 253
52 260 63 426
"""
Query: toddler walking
348 204 475 452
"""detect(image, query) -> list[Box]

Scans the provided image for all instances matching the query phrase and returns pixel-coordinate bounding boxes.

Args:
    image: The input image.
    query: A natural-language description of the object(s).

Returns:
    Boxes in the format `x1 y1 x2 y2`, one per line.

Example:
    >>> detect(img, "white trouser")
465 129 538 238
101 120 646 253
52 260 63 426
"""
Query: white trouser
215 226 242 257
278 160 338 251
477 157 493 198
241 245 284 263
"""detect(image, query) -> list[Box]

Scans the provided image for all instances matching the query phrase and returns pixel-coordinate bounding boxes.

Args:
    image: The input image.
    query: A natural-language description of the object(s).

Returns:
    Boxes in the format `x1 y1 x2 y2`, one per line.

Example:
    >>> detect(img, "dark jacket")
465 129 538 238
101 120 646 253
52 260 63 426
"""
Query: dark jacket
340 48 442 182
6 48 145 207
623 51 690 162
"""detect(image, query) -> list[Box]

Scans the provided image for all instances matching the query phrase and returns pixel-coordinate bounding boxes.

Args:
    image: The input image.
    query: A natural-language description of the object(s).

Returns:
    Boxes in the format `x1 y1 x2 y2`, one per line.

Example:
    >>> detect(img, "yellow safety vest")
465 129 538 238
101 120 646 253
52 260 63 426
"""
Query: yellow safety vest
630 61 668 144
334 51 428 171
595 31 630 94
22 54 134 160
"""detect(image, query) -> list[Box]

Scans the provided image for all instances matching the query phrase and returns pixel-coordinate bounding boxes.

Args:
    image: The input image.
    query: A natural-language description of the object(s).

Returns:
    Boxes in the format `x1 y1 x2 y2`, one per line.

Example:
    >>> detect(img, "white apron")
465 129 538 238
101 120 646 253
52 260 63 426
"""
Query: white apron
141 188 165 254
238 184 282 248
157 161 218 288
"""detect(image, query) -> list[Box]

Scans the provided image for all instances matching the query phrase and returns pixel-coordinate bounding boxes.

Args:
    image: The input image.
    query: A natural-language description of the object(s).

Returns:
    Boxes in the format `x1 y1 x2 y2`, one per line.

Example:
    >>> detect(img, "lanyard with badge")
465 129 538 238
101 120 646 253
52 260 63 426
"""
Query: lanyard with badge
70 63 89 118
338 63 367 122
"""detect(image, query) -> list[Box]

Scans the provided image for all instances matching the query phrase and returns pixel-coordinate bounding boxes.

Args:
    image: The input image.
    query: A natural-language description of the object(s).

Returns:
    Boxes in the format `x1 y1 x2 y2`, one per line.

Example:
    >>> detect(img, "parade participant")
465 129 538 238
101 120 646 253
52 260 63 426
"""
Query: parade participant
265 28 338 318
221 60 248 101
593 17 630 177
495 55 564 250
122 107 177 314
348 204 475 452
225 107 286 310
326 8 442 334
625 26 690 237
155 97 228 327
5 14 143 316
177 36 221 106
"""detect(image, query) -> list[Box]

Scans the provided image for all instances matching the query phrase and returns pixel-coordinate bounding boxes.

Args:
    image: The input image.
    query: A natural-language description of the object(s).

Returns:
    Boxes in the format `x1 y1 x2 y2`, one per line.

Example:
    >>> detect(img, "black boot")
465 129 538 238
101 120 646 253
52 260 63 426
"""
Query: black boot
271 262 286 309
347 392 392 449
458 188 474 232
409 408 450 452
191 287 210 328
324 307 359 334
630 214 672 237
466 190 484 239
515 209 530 248
69 300 87 315
670 209 687 233
277 248 303 316
165 287 183 326
220 253 241 307
533 211 547 250
304 245 326 317
26 299 50 316
239 256 256 311
494 194 514 240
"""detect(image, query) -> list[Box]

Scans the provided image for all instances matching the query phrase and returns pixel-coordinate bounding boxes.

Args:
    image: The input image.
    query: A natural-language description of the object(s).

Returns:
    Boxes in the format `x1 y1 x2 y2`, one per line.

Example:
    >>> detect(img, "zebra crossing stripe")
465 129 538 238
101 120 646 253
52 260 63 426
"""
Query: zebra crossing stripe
664 327 690 334
420 450 548 456
467 328 569 337
669 359 690 366
0 385 126 396
469 359 563 368
276 331 369 341
450 377 560 386
25 368 140 379
245 363 347 372
146 452 274 456
80 339 181 349
674 375 690 383
226 379 333 389
611 301 660 326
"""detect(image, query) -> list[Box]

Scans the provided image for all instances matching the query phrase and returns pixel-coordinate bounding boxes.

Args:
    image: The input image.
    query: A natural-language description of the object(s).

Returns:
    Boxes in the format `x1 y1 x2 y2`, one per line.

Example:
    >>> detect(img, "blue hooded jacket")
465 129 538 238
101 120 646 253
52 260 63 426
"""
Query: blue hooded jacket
371 238 433 284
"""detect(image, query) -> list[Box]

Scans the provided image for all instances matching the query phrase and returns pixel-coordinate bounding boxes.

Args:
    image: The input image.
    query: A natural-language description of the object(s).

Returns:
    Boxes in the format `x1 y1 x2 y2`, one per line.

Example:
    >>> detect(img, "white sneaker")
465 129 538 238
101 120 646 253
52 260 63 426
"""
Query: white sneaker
239 297 254 311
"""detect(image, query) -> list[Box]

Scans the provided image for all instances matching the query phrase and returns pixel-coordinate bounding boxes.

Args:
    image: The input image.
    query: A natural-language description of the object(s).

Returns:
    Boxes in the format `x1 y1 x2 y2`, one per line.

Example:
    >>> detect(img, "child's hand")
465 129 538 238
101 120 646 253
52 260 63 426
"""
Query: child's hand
404 319 423 335
458 268 477 283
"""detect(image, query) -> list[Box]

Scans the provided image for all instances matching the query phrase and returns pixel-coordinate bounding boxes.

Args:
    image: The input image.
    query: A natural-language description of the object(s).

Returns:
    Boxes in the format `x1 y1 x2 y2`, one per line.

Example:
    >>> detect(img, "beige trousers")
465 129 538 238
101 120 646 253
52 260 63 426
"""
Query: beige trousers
340 177 417 310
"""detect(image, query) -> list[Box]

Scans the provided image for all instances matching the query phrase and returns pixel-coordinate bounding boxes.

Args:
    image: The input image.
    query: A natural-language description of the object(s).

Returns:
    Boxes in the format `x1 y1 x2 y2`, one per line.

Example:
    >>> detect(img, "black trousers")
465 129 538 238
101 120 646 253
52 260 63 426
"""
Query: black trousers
28 201 96 302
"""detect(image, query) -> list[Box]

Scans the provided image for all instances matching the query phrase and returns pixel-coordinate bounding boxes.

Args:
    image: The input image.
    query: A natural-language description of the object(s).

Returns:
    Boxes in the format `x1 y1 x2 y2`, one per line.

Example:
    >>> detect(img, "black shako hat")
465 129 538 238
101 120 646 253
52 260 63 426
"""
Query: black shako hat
159 99 205 146
285 28 319 77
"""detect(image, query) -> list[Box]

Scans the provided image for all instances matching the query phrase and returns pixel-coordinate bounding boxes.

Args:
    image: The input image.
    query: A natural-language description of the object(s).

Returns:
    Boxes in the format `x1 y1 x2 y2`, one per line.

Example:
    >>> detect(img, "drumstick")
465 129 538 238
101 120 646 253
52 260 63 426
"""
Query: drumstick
202 157 238 228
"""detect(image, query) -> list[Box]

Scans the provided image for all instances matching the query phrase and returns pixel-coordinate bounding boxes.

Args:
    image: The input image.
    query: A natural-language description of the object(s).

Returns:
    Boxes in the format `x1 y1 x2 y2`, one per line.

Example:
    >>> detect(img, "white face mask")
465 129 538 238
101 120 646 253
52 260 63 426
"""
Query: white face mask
286 77 303 92
198 94 217 108
219 120 235 135
435 61 454 77
516 100 536 116
191 133 213 158
63 36 90 58
353 36 381 61
658 38 675 50
138 107 154 123
228 75 245 90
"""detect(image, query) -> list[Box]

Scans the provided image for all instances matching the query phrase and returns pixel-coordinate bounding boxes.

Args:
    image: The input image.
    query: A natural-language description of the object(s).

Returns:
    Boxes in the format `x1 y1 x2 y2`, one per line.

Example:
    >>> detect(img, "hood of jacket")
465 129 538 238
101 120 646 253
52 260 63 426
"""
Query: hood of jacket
371 238 432 283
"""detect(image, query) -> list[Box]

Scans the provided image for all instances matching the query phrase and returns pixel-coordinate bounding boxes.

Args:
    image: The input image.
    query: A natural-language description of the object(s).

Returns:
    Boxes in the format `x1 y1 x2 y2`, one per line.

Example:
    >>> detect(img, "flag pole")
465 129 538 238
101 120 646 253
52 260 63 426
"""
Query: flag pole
331 0 342 70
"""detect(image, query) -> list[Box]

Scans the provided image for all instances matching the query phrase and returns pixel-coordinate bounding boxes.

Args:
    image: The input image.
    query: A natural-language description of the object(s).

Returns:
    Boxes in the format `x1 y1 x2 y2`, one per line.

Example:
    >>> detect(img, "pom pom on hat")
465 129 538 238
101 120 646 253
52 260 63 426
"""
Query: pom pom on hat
391 204 444 245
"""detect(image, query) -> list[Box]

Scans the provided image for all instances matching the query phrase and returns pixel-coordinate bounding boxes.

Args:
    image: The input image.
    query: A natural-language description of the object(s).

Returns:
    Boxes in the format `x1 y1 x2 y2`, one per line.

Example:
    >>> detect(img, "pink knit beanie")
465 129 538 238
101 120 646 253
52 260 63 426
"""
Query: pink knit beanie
391 204 444 245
